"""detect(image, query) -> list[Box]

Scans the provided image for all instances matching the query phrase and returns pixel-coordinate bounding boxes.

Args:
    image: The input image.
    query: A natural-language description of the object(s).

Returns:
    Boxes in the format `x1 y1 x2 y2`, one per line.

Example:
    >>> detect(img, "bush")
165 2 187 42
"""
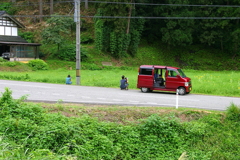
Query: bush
5 61 18 67
81 32 94 44
226 103 240 122
28 59 49 71
0 57 5 62
18 31 35 43
57 44 88 61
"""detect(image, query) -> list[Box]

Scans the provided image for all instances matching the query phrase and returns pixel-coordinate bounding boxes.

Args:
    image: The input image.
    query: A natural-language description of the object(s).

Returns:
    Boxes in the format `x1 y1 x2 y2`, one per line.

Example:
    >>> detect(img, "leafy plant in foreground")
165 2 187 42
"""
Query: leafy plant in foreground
0 88 239 159
226 103 240 122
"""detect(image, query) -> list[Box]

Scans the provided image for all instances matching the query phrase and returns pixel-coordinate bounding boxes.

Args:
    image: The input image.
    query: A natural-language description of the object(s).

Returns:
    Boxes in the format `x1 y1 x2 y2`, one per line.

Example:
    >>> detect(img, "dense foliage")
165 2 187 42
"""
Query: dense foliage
94 0 145 57
41 15 75 51
3 1 240 67
0 2 16 15
138 0 240 58
28 59 49 71
0 88 239 159
92 0 240 58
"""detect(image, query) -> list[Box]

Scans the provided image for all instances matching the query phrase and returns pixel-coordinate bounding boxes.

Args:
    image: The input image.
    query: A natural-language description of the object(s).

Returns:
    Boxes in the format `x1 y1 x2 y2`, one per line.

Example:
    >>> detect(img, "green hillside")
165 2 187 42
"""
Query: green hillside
1 1 239 70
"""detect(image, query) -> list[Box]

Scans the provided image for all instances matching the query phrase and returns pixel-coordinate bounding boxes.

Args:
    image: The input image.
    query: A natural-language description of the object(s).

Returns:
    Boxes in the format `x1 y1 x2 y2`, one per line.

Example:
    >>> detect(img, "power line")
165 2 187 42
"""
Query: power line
6 15 240 20
0 1 74 7
88 1 240 8
1 1 240 8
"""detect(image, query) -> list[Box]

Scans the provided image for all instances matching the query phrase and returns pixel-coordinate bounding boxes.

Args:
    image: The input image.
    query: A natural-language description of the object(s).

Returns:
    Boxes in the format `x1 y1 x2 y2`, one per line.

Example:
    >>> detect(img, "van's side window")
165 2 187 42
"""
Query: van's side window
168 70 178 77
139 68 152 75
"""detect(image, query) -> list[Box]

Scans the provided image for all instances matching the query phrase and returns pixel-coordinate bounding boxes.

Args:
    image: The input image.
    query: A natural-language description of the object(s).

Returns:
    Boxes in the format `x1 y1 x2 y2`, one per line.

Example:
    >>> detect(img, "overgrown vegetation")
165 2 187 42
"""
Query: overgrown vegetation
28 59 49 71
0 60 239 97
0 88 239 159
1 2 239 159
4 1 239 67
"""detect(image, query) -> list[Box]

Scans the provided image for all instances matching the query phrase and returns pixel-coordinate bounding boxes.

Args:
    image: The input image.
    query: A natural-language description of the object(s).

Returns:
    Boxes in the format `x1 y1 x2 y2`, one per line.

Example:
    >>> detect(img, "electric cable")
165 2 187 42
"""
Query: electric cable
0 0 240 8
1 1 239 20
6 15 240 20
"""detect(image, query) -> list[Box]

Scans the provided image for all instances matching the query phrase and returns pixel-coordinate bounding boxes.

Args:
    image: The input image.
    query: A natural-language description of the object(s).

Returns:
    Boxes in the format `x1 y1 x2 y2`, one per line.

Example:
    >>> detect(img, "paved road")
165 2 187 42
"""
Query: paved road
0 80 239 111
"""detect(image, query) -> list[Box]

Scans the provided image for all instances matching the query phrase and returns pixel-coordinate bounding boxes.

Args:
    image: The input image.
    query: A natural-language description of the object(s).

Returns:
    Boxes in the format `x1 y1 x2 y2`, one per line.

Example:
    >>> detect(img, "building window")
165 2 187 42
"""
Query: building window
0 17 18 36
5 27 11 35
16 46 35 58
12 27 17 36
0 26 4 35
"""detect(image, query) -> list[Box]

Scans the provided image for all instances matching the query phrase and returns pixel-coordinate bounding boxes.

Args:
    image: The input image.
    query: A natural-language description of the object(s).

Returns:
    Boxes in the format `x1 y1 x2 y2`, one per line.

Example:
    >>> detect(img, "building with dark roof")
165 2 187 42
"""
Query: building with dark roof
0 11 41 61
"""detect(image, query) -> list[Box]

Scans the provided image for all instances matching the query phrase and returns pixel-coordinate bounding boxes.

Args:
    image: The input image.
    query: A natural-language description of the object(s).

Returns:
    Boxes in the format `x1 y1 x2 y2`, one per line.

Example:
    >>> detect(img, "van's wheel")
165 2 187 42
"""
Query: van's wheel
178 87 186 95
141 88 149 93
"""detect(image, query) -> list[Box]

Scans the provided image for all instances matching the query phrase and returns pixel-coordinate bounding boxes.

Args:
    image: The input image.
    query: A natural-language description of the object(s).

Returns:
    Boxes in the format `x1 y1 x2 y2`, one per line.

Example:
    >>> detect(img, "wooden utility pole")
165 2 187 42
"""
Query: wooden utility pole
39 0 43 22
74 0 81 85
85 0 88 9
126 0 133 34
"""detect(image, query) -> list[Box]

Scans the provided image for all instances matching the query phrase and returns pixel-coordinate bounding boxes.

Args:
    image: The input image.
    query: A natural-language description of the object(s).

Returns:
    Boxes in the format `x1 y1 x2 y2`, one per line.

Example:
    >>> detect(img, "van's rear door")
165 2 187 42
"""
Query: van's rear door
137 66 154 88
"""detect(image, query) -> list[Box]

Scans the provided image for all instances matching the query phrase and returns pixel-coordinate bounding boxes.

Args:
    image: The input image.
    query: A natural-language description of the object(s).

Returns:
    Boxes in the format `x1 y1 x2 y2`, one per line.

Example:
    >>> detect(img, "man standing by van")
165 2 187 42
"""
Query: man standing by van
120 75 127 90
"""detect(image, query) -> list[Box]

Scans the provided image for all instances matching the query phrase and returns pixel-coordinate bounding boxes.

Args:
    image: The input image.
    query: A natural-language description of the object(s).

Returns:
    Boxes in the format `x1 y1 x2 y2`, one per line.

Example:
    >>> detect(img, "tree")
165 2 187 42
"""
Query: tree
85 0 88 9
94 0 145 57
50 0 54 15
39 0 43 22
41 16 75 51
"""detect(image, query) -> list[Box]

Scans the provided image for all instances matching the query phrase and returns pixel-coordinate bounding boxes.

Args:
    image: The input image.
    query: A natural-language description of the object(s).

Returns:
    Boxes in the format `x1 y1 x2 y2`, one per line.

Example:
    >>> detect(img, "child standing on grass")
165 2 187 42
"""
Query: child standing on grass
66 75 72 85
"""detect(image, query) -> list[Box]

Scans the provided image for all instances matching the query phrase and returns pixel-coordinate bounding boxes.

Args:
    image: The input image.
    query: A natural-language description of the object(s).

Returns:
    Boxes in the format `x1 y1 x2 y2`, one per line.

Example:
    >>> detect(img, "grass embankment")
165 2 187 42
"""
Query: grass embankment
1 41 240 97
0 60 239 97
0 88 240 159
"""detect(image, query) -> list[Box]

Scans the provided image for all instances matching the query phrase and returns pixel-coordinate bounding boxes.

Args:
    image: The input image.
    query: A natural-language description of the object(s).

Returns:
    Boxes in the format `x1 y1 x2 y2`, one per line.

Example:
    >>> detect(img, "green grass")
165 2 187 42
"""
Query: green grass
0 88 240 160
0 66 239 97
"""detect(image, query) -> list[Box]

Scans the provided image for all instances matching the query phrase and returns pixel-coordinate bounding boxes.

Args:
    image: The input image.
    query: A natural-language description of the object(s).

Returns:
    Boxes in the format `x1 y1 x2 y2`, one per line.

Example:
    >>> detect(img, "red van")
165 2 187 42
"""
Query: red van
137 65 192 95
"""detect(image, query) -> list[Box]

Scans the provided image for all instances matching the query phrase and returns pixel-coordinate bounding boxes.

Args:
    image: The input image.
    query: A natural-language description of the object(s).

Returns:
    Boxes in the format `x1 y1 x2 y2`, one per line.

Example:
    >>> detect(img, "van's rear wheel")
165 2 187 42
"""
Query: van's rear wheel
141 88 149 93
178 87 186 95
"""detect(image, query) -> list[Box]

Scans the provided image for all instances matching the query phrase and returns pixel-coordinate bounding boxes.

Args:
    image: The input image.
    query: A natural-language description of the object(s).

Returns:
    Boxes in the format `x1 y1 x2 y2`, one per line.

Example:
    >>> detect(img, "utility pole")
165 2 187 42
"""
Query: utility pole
50 0 54 15
39 0 43 22
74 0 81 85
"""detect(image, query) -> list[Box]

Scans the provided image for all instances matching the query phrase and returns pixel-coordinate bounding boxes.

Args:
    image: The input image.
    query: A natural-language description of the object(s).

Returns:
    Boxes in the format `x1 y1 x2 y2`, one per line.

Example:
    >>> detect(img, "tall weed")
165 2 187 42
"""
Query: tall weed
226 103 240 122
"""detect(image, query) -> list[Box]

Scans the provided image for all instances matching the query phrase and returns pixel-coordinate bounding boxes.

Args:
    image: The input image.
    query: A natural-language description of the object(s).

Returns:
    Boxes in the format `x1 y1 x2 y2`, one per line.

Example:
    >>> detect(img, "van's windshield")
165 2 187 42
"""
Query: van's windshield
178 69 187 78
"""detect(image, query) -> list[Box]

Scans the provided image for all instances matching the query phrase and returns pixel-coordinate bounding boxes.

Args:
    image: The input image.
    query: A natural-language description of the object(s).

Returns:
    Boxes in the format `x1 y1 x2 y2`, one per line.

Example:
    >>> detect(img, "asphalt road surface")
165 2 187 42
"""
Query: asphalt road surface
0 80 239 111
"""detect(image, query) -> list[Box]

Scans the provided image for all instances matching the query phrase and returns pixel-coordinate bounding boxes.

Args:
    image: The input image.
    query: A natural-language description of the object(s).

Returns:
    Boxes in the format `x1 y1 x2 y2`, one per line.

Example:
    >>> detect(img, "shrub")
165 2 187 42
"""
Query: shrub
0 88 28 117
0 57 4 62
5 61 18 67
139 114 182 144
57 44 88 61
226 103 240 122
28 59 49 71
81 32 94 44
18 31 35 43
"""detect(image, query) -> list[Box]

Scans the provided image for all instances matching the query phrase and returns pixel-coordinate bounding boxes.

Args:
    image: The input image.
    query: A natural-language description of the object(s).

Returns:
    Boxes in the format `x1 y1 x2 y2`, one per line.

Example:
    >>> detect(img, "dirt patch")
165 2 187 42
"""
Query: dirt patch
40 103 217 124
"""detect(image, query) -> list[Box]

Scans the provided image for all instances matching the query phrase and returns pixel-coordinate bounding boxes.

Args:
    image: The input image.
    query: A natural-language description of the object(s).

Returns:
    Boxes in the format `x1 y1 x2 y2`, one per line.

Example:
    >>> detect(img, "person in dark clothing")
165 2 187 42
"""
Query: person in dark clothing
120 75 127 90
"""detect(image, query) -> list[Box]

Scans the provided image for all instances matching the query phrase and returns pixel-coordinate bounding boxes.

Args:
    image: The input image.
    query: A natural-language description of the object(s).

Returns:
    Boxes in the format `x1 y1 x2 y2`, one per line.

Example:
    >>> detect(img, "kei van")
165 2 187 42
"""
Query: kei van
137 65 192 95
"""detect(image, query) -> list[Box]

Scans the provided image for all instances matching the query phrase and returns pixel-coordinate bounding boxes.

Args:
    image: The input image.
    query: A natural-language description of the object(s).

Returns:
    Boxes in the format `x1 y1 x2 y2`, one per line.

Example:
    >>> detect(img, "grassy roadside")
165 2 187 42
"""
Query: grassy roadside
0 88 240 160
0 63 239 97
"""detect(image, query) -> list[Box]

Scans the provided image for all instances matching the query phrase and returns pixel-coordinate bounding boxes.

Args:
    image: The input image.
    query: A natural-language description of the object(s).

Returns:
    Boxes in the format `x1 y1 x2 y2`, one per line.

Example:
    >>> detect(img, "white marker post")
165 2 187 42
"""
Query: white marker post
176 89 179 109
